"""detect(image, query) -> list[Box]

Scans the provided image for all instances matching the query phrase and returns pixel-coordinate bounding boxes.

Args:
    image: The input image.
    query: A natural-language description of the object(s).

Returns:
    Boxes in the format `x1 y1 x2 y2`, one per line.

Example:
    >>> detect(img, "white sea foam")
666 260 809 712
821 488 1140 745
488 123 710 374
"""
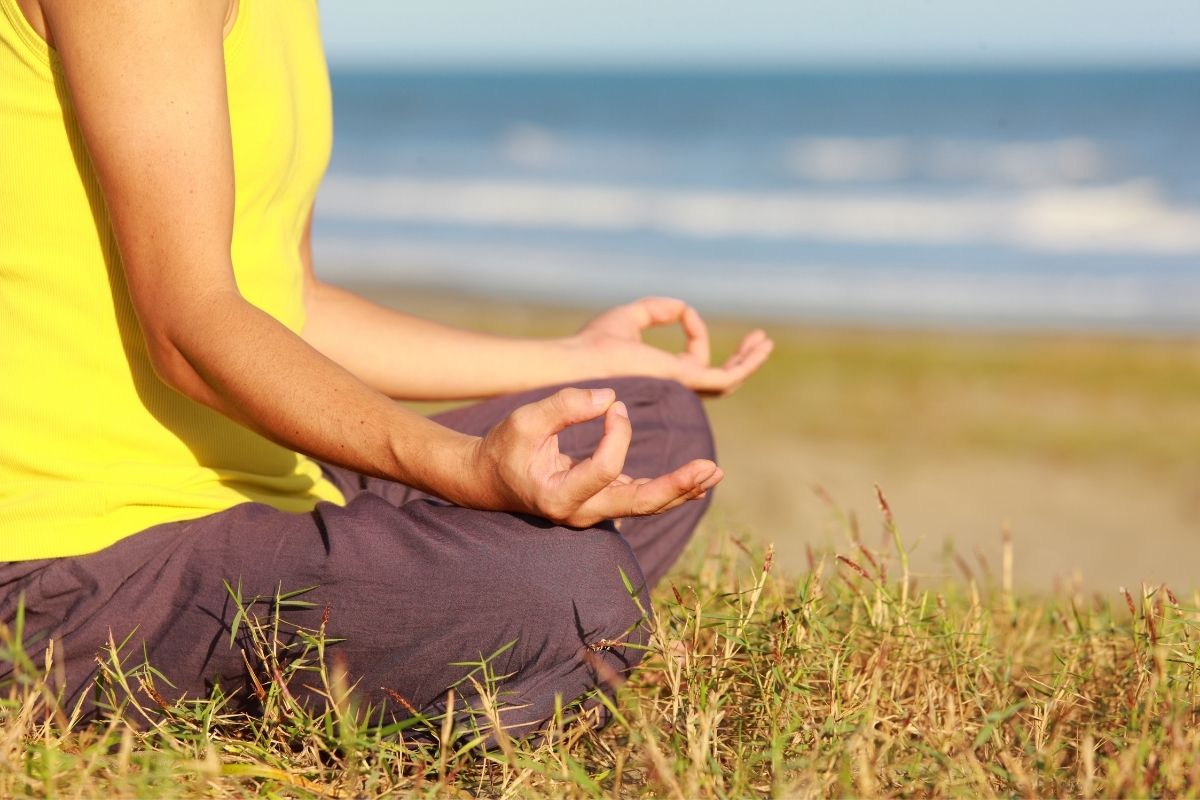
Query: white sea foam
784 137 914 183
925 138 1106 186
317 175 1200 256
502 123 570 169
784 136 1107 186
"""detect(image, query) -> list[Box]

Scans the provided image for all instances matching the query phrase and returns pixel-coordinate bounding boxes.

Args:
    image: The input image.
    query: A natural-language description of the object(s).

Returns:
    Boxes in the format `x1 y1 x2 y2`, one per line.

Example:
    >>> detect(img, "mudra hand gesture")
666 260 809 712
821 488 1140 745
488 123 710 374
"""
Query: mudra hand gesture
571 296 774 397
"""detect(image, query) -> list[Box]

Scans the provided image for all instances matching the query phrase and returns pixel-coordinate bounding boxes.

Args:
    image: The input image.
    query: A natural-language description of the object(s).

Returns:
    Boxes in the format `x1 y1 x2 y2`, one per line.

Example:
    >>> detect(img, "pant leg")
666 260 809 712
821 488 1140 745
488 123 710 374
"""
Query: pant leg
323 377 716 589
0 495 648 739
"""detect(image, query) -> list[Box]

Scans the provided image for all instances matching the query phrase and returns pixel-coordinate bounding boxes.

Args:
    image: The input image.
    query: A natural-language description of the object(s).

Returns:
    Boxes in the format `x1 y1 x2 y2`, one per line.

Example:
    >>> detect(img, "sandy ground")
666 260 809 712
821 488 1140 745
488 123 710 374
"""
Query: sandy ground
341 284 1200 593
708 435 1200 594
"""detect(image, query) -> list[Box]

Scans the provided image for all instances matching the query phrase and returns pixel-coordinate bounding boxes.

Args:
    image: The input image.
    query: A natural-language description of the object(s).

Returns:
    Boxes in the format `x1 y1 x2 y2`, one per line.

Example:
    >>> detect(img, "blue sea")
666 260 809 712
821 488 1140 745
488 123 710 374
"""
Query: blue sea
311 68 1200 331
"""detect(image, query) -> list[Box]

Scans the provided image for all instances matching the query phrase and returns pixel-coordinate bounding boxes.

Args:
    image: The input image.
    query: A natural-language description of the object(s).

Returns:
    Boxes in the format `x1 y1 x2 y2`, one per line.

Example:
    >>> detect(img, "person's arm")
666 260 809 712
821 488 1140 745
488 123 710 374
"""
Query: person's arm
299 210 774 401
42 0 719 526
298 207 587 400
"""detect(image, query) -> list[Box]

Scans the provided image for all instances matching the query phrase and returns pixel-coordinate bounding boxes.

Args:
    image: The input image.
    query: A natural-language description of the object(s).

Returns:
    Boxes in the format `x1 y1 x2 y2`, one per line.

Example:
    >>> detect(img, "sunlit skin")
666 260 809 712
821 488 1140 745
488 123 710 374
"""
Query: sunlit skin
24 0 772 527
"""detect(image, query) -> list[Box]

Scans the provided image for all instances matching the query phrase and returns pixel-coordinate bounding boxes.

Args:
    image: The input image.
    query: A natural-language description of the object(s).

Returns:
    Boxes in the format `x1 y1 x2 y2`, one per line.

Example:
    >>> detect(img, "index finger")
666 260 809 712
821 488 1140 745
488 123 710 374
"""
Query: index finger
689 334 774 395
629 296 689 328
560 400 632 504
631 297 710 364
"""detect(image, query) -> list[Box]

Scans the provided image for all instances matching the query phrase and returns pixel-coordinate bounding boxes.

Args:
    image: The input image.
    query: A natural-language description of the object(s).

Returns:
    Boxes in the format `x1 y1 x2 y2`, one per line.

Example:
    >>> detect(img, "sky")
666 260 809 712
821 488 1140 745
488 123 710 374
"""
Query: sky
319 0 1200 69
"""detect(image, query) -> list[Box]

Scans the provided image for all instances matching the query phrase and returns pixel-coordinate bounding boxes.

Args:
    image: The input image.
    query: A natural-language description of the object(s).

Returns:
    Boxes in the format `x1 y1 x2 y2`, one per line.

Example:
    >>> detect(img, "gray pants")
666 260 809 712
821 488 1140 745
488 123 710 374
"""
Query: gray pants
0 378 713 736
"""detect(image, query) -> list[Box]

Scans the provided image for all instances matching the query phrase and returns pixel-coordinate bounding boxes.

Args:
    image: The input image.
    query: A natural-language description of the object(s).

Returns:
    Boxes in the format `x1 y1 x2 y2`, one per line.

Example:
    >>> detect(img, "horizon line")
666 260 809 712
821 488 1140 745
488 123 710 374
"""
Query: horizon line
325 57 1200 73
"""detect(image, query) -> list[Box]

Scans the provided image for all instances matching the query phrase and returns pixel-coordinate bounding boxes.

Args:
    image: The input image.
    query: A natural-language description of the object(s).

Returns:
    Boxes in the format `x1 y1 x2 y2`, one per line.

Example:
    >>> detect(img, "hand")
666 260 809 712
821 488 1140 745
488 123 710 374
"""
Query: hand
471 386 722 527
572 297 773 396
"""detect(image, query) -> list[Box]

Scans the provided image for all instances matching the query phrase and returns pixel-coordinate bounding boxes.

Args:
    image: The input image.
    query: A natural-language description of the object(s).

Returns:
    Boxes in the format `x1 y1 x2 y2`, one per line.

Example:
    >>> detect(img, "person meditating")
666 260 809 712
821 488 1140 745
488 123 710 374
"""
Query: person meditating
0 0 772 736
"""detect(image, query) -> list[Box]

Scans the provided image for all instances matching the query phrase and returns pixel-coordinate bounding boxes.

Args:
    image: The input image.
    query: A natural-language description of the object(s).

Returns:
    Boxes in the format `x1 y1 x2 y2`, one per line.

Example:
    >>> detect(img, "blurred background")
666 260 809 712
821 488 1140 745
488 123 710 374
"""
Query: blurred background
312 1 1200 591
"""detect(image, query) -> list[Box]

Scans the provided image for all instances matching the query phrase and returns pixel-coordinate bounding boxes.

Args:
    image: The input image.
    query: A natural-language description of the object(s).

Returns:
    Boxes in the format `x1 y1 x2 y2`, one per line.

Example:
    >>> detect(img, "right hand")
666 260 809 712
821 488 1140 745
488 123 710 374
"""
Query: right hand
470 387 723 528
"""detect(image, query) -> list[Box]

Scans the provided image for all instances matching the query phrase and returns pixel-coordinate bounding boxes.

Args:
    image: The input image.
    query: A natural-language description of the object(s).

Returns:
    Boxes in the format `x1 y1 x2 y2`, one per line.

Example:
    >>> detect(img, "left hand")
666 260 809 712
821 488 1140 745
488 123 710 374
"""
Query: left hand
470 386 722 526
570 297 773 397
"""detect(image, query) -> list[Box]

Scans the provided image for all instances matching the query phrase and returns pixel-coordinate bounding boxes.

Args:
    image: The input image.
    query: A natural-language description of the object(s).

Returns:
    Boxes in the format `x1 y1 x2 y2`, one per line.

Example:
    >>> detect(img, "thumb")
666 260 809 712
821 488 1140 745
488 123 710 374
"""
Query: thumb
518 386 615 438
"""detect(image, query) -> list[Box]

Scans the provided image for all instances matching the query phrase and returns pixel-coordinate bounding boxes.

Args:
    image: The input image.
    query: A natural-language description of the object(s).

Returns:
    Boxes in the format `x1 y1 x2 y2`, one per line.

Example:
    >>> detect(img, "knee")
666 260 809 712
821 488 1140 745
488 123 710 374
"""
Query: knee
521 528 651 659
611 377 716 463
656 378 715 458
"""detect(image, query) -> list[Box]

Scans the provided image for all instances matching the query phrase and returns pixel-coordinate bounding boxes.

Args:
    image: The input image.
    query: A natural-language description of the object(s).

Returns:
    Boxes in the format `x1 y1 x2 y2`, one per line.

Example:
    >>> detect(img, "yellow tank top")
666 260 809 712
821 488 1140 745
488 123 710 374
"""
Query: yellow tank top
0 0 346 561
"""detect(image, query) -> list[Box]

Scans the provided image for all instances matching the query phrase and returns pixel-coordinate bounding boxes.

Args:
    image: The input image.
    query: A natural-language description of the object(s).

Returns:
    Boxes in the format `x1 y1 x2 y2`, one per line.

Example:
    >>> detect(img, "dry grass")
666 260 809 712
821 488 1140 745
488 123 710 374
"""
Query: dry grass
5 491 1200 798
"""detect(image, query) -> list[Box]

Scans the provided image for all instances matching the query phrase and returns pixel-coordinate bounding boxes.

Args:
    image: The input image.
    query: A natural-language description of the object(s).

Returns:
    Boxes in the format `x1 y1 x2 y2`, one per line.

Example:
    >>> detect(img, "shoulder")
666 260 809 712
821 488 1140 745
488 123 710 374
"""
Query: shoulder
29 0 238 47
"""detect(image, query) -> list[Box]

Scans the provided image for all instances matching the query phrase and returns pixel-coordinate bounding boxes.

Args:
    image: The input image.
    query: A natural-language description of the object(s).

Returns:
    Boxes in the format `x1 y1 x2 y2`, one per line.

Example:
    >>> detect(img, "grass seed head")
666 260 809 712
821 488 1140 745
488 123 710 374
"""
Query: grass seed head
671 582 684 606
837 555 871 581
873 483 894 526
1121 587 1137 618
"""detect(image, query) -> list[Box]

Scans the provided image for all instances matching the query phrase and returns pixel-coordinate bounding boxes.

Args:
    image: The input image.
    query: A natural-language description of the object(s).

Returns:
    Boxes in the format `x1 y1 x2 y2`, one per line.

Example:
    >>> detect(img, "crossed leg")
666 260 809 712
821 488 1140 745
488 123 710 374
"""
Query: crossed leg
0 377 715 737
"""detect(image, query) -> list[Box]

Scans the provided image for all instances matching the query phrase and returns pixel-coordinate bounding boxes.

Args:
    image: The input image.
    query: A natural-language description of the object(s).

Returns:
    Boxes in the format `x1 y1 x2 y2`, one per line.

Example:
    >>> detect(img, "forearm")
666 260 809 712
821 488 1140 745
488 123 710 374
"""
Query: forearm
301 279 608 400
155 288 481 504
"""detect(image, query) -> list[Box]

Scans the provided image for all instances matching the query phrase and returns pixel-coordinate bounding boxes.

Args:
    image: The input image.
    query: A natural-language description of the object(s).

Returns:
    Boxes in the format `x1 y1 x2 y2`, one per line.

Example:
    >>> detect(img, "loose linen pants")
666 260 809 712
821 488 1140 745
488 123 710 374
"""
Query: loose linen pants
0 378 714 736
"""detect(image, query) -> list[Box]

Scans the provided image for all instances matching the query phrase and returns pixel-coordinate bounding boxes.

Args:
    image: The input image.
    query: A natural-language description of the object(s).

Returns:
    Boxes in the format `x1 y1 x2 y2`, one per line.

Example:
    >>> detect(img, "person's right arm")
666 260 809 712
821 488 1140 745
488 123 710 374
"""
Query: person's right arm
39 0 721 527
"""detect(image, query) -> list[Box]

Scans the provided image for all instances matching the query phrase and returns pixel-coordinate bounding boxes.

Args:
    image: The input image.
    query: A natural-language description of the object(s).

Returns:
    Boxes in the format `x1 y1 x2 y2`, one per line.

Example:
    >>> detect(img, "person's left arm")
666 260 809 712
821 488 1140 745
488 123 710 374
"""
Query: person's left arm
299 208 774 401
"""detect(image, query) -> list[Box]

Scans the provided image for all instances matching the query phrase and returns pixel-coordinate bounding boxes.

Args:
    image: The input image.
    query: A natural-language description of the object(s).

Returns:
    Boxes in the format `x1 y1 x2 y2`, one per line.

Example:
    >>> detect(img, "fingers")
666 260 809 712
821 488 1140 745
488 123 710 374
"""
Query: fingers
687 330 774 396
723 329 773 374
578 458 723 522
520 393 720 525
560 400 632 503
496 384 730 526
626 296 712 365
733 328 770 356
681 304 711 365
627 296 689 329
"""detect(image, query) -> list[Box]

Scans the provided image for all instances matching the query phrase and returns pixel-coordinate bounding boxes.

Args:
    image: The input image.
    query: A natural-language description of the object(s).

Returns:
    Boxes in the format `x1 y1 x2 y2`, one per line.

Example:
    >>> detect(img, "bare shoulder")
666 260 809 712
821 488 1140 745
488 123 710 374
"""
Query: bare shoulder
24 0 239 47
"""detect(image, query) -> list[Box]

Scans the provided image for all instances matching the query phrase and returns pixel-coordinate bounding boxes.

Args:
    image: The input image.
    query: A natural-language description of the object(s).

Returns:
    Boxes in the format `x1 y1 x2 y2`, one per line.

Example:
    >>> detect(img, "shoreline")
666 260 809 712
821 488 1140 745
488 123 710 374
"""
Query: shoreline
340 280 1200 343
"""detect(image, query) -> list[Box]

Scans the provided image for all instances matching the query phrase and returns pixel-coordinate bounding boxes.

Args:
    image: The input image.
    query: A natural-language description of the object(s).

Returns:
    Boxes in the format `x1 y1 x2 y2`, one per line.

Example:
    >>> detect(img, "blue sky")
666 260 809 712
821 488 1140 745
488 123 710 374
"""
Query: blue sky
319 0 1200 69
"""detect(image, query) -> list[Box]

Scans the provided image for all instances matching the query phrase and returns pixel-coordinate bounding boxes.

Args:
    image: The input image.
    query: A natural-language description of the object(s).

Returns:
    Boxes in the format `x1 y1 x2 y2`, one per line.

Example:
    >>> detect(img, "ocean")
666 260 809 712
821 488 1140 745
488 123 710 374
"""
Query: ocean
311 68 1200 331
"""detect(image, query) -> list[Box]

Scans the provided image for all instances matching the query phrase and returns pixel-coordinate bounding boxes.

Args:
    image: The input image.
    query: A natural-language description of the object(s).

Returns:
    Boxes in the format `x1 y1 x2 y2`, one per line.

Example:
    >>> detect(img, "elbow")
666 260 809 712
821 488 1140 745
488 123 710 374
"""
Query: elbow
141 324 213 404
134 285 244 406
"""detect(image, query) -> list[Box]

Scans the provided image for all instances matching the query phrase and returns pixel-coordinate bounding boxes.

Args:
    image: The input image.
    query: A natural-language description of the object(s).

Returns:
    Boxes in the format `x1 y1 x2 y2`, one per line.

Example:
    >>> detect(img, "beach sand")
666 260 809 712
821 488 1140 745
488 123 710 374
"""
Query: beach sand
343 283 1200 592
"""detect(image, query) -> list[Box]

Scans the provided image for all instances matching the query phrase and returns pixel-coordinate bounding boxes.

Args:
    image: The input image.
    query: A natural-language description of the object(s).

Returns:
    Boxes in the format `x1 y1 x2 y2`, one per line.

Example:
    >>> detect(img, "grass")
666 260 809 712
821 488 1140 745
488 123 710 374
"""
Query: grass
6 490 1200 798
707 323 1200 470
